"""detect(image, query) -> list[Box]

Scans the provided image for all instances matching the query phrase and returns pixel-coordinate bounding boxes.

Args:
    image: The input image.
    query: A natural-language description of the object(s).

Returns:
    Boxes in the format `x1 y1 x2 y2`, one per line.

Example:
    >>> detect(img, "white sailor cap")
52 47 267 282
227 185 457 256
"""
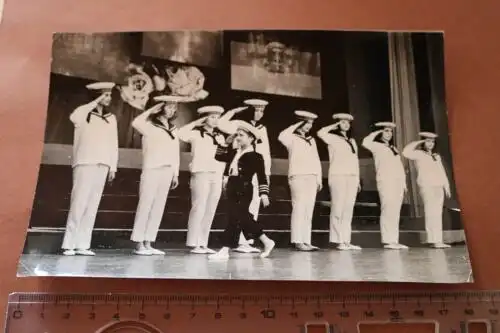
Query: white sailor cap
232 120 261 140
375 121 396 128
197 105 224 115
244 99 269 107
419 131 438 139
86 82 115 91
332 113 354 121
153 95 190 103
294 110 318 120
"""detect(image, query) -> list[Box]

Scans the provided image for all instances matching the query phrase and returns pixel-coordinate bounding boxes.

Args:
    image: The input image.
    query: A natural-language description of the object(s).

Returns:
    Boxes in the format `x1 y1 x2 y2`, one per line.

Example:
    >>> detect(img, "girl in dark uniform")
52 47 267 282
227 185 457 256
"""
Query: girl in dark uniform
208 120 276 260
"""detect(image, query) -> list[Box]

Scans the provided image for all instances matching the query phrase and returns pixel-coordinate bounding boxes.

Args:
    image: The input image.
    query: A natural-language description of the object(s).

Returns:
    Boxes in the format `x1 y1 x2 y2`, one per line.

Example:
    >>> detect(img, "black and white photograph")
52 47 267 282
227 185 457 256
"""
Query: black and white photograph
18 30 472 283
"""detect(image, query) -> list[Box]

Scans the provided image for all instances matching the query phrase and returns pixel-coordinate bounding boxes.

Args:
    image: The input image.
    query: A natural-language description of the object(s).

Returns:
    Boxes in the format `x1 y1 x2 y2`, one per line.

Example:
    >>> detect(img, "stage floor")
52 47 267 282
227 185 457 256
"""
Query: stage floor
17 246 473 283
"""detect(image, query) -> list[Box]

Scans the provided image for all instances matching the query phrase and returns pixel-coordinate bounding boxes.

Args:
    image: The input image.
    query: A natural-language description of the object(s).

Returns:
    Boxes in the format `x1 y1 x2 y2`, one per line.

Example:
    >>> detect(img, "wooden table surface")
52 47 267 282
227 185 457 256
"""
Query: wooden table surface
0 0 498 332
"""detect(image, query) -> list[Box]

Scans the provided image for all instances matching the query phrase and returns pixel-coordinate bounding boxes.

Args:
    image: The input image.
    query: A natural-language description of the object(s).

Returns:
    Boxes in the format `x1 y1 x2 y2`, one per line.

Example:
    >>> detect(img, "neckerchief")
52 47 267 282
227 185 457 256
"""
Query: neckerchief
293 130 313 145
151 118 176 140
86 110 112 124
194 126 224 145
331 132 355 153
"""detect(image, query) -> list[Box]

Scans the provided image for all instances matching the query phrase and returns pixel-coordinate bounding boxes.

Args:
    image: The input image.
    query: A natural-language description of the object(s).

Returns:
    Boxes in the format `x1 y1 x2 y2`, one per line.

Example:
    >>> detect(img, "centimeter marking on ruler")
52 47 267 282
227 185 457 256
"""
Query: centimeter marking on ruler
5 291 500 333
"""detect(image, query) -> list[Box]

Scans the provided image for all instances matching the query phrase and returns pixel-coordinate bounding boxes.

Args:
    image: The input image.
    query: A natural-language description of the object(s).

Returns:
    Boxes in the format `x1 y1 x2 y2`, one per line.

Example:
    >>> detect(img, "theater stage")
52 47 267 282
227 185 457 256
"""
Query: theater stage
18 246 472 283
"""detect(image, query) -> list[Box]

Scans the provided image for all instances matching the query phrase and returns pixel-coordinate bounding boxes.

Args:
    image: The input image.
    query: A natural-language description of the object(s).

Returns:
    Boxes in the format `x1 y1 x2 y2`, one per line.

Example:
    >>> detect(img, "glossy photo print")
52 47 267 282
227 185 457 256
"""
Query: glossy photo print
18 30 472 283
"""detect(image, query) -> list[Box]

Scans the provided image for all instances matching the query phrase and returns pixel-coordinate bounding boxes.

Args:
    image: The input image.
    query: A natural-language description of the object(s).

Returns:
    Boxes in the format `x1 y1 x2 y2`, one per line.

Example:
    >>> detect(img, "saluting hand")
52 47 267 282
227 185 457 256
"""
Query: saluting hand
261 195 270 208
229 106 249 114
171 176 179 189
108 171 116 183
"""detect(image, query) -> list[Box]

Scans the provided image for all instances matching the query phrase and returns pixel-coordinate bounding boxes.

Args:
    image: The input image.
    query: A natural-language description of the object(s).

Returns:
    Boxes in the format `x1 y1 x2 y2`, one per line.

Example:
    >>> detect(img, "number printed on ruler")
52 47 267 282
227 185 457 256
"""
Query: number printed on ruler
4 292 500 333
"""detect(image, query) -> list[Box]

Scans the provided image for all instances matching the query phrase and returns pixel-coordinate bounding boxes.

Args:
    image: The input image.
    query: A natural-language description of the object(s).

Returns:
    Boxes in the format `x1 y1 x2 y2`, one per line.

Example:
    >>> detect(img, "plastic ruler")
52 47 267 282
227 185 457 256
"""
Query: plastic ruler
4 291 498 333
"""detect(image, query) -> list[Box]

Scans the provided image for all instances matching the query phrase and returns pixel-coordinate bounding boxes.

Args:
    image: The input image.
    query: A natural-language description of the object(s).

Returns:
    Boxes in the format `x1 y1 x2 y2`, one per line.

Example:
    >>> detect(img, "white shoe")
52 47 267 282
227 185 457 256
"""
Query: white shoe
148 248 165 255
202 247 216 254
75 249 96 256
347 244 362 250
190 247 206 254
337 244 349 251
234 244 261 253
133 248 152 256
295 243 312 251
431 243 451 249
396 244 409 249
260 240 275 258
62 249 75 256
383 243 400 250
208 250 230 261
305 244 319 251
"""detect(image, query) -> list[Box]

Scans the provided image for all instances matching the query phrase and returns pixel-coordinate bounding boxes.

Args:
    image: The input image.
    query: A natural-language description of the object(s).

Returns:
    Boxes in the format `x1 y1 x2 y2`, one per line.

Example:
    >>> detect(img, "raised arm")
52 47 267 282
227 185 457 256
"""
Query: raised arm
316 122 342 145
278 121 303 147
361 130 383 152
131 104 163 135
217 106 248 135
402 140 425 160
69 99 101 126
177 116 206 142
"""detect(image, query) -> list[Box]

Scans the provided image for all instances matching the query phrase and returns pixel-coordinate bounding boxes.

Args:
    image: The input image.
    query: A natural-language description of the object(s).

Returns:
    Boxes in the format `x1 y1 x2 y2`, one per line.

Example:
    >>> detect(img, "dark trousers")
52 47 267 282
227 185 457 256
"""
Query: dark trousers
221 177 265 248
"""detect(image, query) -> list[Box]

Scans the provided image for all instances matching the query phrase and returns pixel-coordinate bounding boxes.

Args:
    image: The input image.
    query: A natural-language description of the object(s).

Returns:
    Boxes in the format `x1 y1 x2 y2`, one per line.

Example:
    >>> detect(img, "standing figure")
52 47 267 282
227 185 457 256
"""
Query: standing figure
130 95 186 255
402 132 452 249
317 113 361 251
234 99 272 253
62 82 118 256
278 111 322 251
208 120 276 260
177 106 231 254
362 122 408 250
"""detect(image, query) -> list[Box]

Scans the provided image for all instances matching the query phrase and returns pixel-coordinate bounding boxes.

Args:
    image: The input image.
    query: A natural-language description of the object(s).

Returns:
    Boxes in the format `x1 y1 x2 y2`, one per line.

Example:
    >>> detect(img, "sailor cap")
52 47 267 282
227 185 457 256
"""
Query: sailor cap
244 99 269 107
232 120 261 140
332 113 354 121
197 105 224 115
419 131 438 139
374 121 396 128
86 82 115 90
294 110 318 120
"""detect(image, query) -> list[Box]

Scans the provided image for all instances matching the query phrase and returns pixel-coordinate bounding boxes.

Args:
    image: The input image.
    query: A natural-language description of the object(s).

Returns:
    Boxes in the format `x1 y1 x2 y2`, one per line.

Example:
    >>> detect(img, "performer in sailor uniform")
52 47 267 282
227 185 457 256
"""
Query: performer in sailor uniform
61 82 119 256
317 113 361 251
362 122 408 250
177 105 235 254
217 99 272 254
278 111 322 252
130 95 189 255
402 132 452 249
208 120 276 260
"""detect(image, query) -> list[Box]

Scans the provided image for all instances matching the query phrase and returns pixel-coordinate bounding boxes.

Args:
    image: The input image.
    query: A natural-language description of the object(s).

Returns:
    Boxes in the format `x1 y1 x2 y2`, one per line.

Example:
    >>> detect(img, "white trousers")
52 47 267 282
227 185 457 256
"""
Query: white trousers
289 175 318 244
238 175 260 245
62 164 108 250
329 175 359 244
186 172 223 247
131 166 174 242
420 185 445 244
378 180 405 244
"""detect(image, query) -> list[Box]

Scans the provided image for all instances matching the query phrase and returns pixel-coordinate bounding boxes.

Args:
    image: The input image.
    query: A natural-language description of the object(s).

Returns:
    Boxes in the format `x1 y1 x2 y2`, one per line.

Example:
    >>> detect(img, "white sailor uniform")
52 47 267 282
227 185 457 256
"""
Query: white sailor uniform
362 126 407 247
130 108 180 246
317 116 360 248
278 118 322 247
62 97 118 254
177 106 227 253
402 133 451 246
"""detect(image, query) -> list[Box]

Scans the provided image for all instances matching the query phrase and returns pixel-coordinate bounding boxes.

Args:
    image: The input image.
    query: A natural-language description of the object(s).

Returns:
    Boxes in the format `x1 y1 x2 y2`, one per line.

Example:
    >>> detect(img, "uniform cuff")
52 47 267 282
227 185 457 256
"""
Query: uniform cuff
258 184 269 196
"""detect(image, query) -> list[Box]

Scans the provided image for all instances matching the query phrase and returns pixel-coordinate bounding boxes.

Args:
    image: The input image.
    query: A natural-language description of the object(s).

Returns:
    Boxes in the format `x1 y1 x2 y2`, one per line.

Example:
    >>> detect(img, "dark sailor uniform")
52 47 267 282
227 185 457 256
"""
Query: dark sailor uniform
215 144 270 248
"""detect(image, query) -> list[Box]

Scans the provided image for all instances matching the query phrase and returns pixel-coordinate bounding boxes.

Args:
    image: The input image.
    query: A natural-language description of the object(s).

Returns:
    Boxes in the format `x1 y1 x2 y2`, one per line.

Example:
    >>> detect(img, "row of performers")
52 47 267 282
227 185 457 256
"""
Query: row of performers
60 81 453 260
